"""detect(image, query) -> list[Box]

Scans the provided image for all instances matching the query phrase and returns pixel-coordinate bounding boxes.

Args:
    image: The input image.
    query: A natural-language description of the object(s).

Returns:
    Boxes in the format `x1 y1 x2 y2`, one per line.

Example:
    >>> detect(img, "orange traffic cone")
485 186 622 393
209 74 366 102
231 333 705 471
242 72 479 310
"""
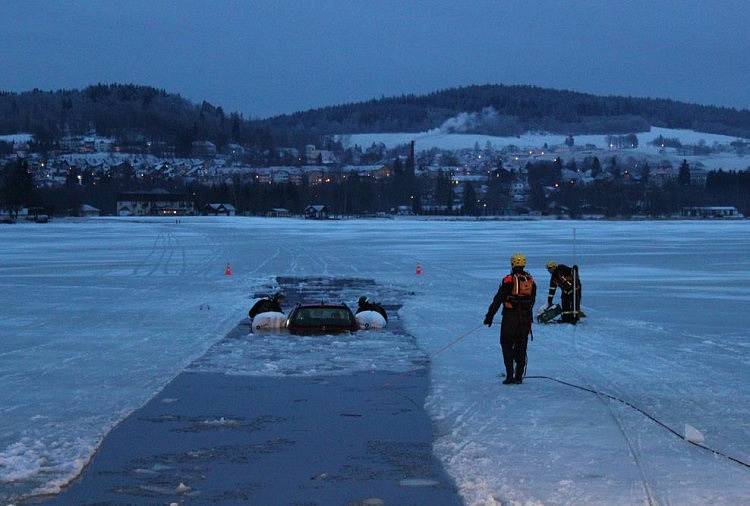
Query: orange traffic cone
415 263 422 275
224 263 232 276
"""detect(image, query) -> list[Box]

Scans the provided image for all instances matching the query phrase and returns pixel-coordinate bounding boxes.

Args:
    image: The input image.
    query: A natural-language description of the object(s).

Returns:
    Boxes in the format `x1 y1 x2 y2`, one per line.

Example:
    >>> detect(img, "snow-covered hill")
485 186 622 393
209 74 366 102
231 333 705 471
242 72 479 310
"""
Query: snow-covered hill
336 126 747 152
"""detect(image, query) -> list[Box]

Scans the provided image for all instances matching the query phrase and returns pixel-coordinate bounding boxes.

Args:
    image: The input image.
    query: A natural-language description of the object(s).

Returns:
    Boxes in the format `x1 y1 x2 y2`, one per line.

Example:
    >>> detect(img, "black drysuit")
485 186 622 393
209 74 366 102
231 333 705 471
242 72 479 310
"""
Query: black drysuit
248 298 283 319
547 264 582 324
356 301 388 322
484 267 537 381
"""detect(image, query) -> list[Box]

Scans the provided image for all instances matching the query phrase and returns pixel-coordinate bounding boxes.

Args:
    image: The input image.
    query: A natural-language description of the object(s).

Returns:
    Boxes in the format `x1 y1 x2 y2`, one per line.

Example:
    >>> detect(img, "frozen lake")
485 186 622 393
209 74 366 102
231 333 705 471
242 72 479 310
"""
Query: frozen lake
0 217 748 504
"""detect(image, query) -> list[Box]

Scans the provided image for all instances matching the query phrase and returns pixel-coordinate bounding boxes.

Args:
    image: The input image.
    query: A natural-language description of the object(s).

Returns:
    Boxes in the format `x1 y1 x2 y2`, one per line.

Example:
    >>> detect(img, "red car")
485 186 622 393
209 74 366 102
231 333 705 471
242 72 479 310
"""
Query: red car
286 303 358 335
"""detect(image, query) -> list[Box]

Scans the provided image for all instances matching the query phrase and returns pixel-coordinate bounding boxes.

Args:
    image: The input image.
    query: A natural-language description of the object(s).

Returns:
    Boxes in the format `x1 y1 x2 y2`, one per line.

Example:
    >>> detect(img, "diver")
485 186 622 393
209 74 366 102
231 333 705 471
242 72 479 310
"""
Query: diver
356 296 388 322
484 253 537 385
248 292 285 319
545 261 582 324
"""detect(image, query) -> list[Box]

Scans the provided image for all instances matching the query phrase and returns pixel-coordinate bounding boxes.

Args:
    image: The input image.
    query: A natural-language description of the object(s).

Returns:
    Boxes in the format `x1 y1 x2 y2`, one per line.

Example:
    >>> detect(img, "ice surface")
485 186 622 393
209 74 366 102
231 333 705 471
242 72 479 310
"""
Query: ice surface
190 329 424 377
1 217 749 504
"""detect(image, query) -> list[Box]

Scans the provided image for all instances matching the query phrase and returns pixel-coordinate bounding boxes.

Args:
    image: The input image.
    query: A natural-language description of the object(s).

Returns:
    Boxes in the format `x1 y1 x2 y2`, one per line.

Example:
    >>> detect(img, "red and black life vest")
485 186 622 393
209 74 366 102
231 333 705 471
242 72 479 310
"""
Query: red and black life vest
504 273 534 309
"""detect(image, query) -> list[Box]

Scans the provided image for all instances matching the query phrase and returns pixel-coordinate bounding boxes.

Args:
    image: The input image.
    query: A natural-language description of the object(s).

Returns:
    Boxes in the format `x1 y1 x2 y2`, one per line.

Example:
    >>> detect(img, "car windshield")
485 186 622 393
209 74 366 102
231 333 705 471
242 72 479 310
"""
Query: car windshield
292 307 353 326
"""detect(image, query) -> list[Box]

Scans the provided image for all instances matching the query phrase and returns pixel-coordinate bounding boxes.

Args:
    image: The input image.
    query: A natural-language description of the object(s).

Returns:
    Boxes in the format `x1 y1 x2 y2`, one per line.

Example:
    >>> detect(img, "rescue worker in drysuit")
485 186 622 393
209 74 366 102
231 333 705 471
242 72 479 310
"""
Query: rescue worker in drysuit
356 296 388 322
545 261 582 324
248 292 285 319
484 253 537 385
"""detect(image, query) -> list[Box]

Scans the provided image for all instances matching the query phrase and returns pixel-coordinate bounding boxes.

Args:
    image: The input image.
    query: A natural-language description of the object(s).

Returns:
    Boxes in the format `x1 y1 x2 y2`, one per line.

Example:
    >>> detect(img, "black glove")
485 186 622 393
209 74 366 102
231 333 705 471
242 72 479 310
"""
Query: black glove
483 315 493 327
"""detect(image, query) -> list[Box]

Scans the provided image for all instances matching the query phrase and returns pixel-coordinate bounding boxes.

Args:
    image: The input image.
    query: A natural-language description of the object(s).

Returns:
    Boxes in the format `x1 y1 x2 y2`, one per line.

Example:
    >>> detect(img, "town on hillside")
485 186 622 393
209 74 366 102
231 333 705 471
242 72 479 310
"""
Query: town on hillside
0 129 748 221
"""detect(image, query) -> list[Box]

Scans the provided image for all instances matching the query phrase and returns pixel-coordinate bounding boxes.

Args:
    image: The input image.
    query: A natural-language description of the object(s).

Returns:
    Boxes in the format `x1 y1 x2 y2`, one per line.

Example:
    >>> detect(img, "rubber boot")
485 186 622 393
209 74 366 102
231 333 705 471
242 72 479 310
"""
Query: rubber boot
502 368 514 385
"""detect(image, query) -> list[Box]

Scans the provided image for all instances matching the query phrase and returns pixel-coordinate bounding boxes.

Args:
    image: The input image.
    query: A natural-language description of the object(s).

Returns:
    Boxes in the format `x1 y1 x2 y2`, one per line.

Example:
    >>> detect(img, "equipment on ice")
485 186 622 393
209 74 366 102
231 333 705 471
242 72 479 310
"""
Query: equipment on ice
355 310 387 330
536 304 563 324
251 311 287 332
356 296 388 322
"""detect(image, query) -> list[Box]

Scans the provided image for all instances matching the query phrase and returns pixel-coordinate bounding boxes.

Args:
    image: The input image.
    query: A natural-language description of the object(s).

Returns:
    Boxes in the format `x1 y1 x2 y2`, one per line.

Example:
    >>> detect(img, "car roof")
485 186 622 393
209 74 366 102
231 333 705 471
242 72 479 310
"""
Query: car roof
294 303 350 309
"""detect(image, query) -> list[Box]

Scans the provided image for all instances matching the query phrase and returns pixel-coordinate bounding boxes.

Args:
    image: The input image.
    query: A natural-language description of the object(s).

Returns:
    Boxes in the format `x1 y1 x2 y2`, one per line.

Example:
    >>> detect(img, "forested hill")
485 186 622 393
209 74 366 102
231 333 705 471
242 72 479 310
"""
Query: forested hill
258 84 750 139
0 84 274 153
2 84 750 152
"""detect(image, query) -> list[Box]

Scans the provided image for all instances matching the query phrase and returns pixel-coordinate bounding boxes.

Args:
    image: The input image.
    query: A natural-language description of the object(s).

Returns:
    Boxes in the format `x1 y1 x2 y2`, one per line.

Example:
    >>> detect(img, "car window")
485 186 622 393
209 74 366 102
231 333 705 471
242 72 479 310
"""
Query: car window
292 307 353 325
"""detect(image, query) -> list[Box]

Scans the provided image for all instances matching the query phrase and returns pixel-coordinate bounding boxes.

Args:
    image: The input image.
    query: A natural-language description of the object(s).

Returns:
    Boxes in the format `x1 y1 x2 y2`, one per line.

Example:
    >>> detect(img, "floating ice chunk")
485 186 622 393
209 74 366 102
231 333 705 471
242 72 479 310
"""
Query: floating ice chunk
175 482 190 493
251 311 287 332
684 424 705 444
356 311 387 330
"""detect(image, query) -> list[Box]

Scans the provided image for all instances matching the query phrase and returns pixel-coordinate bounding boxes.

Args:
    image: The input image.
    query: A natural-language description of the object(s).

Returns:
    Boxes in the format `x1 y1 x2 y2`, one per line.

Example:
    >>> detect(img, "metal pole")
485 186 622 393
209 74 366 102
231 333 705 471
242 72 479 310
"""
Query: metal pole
573 227 578 317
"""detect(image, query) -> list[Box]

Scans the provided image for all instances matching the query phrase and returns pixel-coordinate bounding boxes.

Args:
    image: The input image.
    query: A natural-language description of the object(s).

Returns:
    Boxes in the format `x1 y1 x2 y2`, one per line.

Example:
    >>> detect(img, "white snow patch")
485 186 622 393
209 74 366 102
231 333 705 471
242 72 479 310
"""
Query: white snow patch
337 126 748 152
0 133 32 144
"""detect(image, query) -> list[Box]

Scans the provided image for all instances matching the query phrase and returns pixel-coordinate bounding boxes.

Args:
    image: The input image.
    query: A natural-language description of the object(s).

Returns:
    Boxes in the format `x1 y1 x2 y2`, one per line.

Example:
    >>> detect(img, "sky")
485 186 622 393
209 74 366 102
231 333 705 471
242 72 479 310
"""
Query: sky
1 0 749 118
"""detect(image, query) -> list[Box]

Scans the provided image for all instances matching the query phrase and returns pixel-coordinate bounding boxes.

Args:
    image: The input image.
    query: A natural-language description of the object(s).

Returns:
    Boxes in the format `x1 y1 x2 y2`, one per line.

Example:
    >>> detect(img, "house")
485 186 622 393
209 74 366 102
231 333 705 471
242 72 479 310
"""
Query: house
302 167 327 185
116 190 195 216
272 169 292 184
80 204 101 217
204 203 236 216
191 141 217 157
681 206 743 219
304 145 336 165
342 164 391 179
304 205 329 219
267 208 291 218
223 143 245 158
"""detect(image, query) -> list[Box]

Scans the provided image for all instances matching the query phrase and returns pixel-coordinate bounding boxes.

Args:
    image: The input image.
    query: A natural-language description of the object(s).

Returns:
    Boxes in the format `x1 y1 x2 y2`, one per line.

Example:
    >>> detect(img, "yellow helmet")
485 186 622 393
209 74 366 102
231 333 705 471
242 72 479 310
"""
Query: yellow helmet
510 252 526 268
546 261 558 271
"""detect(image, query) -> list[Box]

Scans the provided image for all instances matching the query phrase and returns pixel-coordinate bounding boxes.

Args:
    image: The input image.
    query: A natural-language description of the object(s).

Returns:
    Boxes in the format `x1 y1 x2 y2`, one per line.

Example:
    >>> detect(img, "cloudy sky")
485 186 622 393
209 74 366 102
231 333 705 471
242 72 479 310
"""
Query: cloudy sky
1 0 748 117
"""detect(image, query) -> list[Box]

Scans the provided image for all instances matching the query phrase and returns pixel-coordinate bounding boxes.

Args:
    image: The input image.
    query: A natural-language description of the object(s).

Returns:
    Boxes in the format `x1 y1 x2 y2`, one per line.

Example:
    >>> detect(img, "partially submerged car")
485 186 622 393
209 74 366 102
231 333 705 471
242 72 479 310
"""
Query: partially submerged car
286 303 359 335
249 295 388 334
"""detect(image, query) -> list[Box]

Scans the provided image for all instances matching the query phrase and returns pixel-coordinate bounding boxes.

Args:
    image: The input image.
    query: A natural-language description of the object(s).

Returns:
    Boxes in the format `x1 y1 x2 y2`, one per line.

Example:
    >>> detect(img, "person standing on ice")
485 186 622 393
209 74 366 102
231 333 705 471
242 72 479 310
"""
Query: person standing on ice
484 253 537 385
544 261 582 324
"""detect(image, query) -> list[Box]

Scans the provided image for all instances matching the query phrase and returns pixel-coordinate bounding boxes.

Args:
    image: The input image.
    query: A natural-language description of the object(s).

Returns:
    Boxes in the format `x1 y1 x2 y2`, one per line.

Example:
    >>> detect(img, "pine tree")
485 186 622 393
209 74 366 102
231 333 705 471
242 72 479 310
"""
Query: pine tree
1 160 35 218
591 157 602 178
678 159 691 186
640 162 650 185
462 182 477 215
